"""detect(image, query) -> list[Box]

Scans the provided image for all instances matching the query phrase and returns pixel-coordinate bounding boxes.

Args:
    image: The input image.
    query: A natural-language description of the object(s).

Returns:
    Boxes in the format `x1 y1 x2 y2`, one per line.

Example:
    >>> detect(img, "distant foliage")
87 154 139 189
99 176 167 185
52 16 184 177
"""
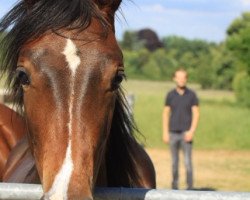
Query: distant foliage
233 72 250 107
226 12 250 107
120 31 235 89
137 29 163 51
120 31 144 51
121 29 163 52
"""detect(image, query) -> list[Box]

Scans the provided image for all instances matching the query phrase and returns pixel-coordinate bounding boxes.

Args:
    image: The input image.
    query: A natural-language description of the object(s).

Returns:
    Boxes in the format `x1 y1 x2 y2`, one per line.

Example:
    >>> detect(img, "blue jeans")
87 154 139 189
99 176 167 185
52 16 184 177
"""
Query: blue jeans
169 132 193 189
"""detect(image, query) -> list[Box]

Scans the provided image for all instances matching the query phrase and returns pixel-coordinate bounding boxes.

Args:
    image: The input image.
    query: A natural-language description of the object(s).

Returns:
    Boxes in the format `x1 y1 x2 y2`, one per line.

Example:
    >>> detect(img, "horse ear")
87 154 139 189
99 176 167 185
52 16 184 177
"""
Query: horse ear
94 0 122 27
95 0 122 12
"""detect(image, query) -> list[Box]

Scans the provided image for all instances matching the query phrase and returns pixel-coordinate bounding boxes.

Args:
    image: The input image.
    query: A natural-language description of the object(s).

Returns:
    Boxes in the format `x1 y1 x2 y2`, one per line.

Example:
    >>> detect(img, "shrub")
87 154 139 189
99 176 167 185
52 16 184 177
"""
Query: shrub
233 71 250 107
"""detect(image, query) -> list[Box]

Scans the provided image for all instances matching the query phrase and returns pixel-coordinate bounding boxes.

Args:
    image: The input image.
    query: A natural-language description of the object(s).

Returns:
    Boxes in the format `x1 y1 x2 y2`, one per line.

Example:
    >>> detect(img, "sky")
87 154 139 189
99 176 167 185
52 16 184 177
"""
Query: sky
1 0 250 43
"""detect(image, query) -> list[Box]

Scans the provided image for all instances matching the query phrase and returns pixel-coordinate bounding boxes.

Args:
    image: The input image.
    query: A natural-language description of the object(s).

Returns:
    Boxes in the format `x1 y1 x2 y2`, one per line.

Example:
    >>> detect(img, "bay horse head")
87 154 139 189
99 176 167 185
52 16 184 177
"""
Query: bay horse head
0 0 144 199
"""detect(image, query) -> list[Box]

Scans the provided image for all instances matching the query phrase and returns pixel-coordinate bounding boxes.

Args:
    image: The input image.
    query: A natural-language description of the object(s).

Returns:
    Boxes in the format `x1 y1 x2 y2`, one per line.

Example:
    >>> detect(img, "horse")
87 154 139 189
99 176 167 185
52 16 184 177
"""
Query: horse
0 0 156 199
0 103 26 180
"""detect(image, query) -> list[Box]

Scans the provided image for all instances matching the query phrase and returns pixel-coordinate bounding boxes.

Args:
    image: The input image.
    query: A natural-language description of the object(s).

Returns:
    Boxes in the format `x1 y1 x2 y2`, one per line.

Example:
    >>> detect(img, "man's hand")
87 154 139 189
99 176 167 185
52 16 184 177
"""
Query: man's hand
184 131 194 142
163 133 170 144
184 105 199 142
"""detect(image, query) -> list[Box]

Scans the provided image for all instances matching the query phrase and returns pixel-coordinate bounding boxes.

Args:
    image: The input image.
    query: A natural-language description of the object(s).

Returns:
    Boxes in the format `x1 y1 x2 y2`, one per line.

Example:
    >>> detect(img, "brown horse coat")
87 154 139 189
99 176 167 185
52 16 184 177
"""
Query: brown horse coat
0 103 26 180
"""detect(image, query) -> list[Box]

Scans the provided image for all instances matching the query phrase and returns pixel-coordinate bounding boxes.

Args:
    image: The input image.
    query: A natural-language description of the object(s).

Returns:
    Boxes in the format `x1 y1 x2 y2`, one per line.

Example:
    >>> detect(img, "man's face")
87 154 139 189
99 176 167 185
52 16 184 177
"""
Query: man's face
173 71 188 88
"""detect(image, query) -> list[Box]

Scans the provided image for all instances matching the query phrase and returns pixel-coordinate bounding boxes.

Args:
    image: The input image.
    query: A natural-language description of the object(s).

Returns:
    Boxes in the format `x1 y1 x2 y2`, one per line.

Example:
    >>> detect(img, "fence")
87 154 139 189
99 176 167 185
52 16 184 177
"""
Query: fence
0 183 250 200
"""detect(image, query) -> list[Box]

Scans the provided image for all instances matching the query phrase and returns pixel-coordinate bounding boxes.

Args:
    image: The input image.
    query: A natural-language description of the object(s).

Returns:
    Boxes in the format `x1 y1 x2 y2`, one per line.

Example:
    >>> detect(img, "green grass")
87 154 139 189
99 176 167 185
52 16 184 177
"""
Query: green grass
122 80 250 150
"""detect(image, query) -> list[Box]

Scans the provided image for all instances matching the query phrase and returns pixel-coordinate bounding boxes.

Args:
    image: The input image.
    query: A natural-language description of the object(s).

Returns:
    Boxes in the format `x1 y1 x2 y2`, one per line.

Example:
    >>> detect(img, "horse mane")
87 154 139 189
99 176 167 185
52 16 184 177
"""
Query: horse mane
106 88 142 187
0 0 108 110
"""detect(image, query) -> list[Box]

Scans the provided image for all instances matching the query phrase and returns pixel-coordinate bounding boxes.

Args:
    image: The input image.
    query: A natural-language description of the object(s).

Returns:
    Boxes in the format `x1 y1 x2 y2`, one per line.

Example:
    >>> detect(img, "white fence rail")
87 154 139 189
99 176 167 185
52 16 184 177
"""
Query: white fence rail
0 183 250 200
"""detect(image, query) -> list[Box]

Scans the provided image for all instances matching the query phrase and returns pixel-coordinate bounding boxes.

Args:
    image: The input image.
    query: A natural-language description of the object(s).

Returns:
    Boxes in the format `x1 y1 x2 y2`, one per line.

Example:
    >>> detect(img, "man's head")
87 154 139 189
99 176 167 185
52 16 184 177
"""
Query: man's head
173 68 188 89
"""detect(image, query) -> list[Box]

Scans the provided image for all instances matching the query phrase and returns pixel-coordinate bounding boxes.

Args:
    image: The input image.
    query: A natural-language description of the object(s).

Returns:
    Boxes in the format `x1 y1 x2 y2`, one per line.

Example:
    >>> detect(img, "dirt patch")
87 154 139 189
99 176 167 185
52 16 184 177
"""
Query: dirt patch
146 148 250 192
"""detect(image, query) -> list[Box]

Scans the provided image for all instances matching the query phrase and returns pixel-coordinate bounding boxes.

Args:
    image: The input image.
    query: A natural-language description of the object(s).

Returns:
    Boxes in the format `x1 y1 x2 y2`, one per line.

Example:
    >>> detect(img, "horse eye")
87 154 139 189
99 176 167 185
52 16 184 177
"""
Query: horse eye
112 70 126 90
16 67 31 86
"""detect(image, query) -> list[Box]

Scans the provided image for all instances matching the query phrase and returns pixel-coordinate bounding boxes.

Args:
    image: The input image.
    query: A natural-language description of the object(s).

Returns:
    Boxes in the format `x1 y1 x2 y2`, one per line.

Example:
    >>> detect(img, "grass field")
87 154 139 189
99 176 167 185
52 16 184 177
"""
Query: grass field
122 80 250 150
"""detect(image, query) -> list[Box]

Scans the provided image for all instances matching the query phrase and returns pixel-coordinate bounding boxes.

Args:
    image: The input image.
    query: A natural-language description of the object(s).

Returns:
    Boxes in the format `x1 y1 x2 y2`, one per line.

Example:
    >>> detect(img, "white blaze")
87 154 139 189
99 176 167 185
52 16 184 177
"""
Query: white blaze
46 39 81 200
63 39 81 75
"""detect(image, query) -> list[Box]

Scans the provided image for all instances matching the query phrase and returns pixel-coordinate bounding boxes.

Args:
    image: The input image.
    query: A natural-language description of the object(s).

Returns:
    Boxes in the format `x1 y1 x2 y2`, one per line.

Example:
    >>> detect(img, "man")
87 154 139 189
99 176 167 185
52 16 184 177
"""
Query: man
162 68 199 190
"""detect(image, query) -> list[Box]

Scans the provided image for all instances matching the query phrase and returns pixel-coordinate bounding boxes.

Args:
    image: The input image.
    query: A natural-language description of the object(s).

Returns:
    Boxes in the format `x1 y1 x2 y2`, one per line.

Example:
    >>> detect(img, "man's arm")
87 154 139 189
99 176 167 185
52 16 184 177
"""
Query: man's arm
185 105 200 142
162 106 170 144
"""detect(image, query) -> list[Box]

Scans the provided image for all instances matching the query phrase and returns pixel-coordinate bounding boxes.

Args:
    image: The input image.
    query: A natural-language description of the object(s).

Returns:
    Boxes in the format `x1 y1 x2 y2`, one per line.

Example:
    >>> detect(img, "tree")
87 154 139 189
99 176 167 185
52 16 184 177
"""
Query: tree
226 12 250 107
233 71 250 107
227 12 250 36
120 31 144 51
123 48 150 79
210 44 235 90
137 29 163 51
143 49 177 80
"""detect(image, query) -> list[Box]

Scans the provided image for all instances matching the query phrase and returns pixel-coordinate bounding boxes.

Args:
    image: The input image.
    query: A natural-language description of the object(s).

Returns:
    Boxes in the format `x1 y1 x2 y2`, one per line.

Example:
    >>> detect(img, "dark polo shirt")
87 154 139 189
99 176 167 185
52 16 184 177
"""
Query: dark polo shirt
165 87 199 132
